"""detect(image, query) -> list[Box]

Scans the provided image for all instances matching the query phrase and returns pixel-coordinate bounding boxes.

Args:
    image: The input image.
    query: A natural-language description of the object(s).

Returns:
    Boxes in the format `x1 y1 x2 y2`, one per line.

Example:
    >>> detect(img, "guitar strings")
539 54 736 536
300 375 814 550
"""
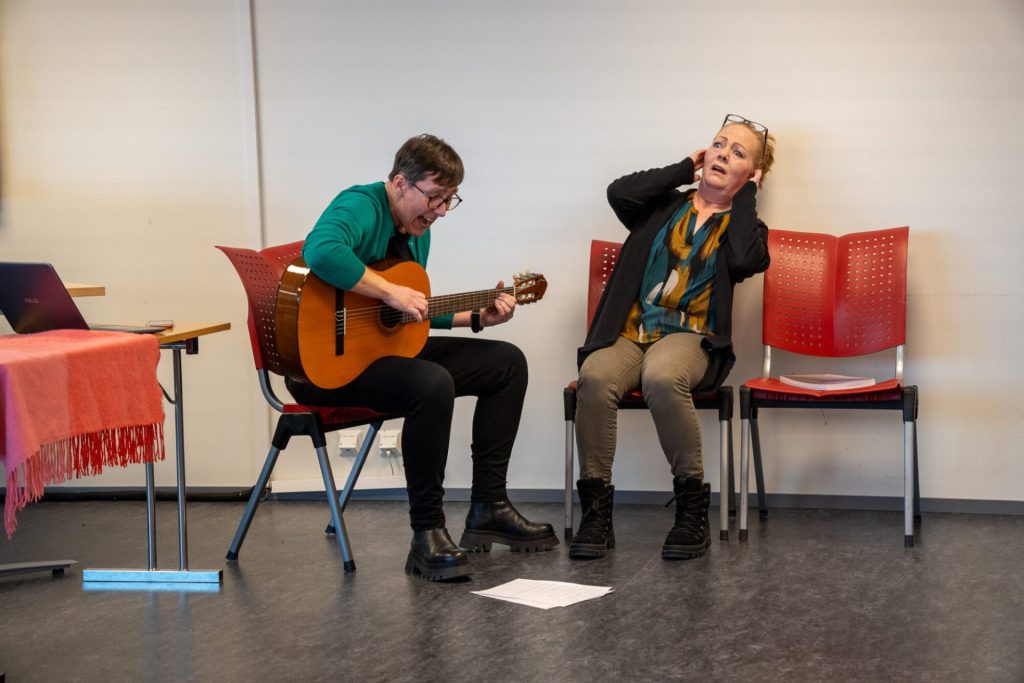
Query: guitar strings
339 295 508 324
337 287 517 325
333 289 522 333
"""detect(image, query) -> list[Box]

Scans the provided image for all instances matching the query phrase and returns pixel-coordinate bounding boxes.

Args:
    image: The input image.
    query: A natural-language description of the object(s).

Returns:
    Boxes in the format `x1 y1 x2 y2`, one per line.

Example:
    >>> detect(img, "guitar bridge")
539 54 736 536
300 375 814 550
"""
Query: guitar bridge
335 288 345 356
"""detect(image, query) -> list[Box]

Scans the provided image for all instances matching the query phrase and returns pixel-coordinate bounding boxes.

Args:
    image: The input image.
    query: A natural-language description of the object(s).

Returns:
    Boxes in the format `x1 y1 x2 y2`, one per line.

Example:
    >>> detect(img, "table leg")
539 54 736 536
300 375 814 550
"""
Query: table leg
145 460 157 570
173 347 188 570
82 339 221 587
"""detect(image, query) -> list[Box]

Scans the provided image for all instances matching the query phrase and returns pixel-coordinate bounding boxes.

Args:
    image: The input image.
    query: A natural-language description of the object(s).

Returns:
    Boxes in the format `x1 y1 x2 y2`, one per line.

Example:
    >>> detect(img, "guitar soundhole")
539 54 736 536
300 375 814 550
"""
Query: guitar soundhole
379 306 403 330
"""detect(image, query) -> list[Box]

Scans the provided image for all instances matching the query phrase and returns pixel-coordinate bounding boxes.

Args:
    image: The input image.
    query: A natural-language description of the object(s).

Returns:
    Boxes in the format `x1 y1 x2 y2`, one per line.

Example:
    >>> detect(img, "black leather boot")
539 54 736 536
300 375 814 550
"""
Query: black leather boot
569 478 615 559
459 499 559 552
405 528 473 581
662 476 711 560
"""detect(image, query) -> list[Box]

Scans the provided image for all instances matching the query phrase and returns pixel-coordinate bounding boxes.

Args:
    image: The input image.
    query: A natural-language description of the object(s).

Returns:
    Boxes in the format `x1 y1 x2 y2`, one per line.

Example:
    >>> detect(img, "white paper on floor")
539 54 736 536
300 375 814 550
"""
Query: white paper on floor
472 578 614 609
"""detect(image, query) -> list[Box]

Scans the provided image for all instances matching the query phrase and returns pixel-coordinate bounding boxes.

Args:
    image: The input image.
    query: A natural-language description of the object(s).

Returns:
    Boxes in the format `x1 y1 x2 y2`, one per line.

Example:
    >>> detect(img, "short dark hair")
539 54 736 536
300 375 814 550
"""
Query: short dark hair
388 134 464 188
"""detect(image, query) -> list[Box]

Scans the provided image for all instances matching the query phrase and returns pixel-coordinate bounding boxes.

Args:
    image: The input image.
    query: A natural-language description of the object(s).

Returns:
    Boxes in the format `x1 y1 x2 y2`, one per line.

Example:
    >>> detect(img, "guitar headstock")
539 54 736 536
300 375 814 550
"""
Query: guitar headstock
512 272 547 305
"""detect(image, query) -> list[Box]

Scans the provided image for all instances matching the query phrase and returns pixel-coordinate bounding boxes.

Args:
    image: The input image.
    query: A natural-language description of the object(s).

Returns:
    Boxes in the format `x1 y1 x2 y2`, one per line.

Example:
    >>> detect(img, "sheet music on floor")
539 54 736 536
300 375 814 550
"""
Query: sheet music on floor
472 579 613 609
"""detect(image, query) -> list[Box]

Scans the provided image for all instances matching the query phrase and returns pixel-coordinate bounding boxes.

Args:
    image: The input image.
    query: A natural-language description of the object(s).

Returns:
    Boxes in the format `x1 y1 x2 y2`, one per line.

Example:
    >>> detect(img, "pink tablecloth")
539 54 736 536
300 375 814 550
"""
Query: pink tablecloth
0 330 165 536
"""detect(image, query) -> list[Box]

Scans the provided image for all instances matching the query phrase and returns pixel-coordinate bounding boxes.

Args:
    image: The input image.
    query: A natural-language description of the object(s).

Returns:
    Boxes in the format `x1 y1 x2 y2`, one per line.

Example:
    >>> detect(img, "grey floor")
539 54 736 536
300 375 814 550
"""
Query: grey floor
1 499 1023 682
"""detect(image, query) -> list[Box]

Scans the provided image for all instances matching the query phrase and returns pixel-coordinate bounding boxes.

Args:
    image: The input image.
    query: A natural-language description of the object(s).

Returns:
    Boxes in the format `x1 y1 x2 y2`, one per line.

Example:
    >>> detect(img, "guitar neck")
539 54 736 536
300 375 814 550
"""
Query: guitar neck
401 287 514 323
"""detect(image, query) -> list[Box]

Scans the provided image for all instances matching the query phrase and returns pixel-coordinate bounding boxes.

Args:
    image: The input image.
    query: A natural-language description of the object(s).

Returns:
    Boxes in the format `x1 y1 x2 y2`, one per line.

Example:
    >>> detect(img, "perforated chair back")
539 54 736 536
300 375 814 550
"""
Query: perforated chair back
763 227 908 357
588 240 621 328
216 241 303 375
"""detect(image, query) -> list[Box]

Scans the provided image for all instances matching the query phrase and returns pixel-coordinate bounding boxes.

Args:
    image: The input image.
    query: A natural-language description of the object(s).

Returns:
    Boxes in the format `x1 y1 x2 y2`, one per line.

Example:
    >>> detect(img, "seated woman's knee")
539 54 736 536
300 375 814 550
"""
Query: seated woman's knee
494 340 527 376
577 364 611 396
641 371 692 402
416 364 456 404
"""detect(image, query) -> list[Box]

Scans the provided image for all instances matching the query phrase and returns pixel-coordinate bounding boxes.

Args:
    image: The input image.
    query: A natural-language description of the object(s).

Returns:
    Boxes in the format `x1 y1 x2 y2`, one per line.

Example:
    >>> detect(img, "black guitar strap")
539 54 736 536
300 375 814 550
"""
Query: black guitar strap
387 228 414 262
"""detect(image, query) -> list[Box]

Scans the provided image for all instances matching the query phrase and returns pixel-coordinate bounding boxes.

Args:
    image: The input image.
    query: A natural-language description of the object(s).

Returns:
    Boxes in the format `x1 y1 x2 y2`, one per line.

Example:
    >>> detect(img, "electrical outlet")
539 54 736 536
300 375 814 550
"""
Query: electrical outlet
379 429 402 459
338 429 363 457
379 429 400 449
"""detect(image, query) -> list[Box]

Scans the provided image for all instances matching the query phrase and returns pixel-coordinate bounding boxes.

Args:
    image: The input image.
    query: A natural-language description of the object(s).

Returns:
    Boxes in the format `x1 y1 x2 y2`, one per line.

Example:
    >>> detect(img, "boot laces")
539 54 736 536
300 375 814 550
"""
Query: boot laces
664 488 706 534
577 490 612 539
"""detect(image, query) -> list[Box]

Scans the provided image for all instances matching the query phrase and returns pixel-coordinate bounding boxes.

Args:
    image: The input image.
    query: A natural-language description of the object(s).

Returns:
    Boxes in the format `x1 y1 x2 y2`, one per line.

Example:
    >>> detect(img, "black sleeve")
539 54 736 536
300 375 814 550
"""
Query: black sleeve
722 181 770 282
606 158 696 231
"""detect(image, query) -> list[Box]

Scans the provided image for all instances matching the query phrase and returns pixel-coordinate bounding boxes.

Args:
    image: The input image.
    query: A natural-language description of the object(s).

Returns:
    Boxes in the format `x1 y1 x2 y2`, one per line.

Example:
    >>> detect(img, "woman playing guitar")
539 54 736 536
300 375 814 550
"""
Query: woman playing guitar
284 134 558 582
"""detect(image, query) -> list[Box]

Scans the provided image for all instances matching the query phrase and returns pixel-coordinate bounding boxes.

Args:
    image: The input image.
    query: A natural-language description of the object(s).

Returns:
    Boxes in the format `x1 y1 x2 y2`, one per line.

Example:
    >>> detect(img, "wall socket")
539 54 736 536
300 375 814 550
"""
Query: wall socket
338 429 364 457
379 429 402 459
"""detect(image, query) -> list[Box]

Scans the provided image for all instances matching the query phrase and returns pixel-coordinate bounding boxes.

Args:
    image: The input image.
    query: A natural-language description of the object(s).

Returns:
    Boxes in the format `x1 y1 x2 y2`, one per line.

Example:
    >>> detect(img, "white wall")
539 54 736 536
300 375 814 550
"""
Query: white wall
3 0 1023 502
0 0 269 487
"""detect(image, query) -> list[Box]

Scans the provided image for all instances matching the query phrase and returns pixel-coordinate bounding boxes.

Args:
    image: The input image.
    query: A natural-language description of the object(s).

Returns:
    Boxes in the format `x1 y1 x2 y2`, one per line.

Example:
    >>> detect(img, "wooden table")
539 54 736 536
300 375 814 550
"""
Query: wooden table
64 282 106 297
83 322 231 588
154 322 231 345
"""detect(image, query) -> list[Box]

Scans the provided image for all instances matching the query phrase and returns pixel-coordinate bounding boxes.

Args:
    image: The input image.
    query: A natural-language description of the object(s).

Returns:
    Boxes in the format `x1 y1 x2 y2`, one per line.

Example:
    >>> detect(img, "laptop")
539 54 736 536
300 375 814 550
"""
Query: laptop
0 262 163 335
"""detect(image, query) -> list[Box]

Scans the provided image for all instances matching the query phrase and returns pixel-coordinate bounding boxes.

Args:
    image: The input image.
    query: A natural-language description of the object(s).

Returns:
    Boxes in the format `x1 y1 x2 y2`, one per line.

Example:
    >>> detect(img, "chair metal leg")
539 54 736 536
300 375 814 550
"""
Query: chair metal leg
904 420 915 547
326 421 383 534
739 418 750 541
913 421 921 523
750 417 768 517
341 421 381 511
719 419 730 540
317 444 355 572
564 420 575 541
728 425 738 517
227 444 281 560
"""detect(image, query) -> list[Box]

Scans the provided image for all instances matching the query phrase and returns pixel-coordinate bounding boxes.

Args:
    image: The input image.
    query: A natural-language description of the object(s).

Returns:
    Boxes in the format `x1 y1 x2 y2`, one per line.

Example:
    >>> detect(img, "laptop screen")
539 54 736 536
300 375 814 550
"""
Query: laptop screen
0 262 91 334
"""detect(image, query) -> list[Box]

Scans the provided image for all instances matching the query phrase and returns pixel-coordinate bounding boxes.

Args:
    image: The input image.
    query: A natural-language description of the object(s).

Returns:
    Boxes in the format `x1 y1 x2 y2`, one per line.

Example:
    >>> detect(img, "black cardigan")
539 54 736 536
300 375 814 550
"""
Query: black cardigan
577 158 770 393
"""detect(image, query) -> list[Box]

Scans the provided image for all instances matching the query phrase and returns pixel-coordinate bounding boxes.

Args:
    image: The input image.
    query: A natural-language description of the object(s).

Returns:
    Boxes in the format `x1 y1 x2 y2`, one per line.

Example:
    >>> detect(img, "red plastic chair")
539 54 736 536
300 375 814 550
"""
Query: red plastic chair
217 242 399 572
563 240 738 542
738 227 921 546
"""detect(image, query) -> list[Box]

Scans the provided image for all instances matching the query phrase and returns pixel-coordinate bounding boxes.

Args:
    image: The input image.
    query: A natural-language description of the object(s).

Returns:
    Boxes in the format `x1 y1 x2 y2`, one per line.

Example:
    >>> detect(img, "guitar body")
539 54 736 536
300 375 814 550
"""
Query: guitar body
276 258 431 389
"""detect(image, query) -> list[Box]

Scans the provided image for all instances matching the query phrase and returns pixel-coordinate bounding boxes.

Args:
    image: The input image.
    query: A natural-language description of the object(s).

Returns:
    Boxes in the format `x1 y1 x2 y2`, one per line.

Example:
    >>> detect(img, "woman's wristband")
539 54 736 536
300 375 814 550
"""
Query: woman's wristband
470 310 483 333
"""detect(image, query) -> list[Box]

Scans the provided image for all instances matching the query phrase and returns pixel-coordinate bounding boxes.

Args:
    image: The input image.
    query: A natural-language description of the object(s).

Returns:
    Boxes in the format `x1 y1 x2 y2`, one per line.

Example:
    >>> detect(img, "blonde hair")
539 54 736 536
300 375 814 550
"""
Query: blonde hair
759 132 776 177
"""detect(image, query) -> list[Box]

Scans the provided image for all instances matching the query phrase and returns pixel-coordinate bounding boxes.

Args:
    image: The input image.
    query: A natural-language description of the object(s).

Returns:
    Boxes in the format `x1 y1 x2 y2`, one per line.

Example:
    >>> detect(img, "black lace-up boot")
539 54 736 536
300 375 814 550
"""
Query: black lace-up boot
569 478 615 559
459 499 559 552
662 476 711 560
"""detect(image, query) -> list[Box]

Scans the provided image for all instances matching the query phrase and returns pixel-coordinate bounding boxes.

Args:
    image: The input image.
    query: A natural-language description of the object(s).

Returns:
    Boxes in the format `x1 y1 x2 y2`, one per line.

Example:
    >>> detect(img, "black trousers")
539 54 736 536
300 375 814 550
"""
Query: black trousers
285 337 528 531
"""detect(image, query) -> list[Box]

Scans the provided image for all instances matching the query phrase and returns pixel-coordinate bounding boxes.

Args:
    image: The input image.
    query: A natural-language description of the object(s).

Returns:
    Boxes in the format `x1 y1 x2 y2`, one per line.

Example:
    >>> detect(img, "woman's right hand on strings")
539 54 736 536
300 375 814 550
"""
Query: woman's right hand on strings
383 284 428 322
351 268 429 322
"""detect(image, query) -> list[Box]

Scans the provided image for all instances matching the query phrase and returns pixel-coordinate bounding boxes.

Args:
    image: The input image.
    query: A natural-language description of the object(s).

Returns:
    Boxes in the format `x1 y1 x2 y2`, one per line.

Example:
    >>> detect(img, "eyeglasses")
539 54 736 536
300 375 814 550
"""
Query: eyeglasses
722 114 768 161
411 182 462 211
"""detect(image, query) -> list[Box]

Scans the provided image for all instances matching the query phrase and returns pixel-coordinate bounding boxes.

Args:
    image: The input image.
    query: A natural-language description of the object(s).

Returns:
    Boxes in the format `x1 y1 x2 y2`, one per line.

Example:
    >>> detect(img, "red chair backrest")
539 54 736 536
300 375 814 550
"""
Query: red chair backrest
762 227 908 357
216 241 304 374
587 240 621 330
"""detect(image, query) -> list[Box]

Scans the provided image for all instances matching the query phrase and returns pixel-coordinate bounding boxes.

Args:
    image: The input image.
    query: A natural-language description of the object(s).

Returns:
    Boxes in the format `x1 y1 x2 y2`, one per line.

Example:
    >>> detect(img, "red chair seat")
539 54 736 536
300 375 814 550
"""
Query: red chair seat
744 377 902 402
283 403 393 426
566 380 724 406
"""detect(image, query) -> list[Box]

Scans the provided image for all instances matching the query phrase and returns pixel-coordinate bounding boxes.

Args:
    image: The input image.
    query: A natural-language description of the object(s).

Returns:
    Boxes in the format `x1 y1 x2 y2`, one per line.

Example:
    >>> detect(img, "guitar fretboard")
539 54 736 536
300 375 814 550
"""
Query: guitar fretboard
402 286 514 323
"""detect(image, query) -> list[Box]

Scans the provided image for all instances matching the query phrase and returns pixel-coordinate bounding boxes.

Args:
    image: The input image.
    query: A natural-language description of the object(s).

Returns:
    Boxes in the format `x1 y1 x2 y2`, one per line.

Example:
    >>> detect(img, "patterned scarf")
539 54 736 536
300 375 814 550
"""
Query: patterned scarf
621 200 730 343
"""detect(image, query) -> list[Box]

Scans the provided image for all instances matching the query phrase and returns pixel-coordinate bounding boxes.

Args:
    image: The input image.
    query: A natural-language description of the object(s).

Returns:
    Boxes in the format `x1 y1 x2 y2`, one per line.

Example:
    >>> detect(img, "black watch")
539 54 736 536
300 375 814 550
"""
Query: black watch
470 311 483 333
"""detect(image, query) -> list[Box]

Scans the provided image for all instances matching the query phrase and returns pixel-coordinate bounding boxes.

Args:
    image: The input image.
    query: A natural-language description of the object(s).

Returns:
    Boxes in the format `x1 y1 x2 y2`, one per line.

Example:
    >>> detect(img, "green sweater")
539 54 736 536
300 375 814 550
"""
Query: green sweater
302 182 453 329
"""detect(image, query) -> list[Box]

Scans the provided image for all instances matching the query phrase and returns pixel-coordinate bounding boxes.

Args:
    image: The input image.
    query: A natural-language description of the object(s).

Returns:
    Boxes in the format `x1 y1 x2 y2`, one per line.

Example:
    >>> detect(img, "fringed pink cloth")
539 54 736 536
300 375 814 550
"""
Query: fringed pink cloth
0 329 165 536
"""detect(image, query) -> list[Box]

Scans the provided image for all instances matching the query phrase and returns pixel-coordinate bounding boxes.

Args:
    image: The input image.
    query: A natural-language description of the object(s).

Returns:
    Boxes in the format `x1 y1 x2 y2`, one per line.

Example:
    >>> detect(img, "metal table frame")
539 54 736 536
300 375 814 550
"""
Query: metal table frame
83 337 222 586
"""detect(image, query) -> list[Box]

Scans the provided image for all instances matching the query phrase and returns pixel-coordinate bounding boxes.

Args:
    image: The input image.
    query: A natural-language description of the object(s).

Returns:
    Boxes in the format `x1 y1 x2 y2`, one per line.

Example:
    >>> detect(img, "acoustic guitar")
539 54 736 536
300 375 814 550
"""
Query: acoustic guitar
276 257 548 389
